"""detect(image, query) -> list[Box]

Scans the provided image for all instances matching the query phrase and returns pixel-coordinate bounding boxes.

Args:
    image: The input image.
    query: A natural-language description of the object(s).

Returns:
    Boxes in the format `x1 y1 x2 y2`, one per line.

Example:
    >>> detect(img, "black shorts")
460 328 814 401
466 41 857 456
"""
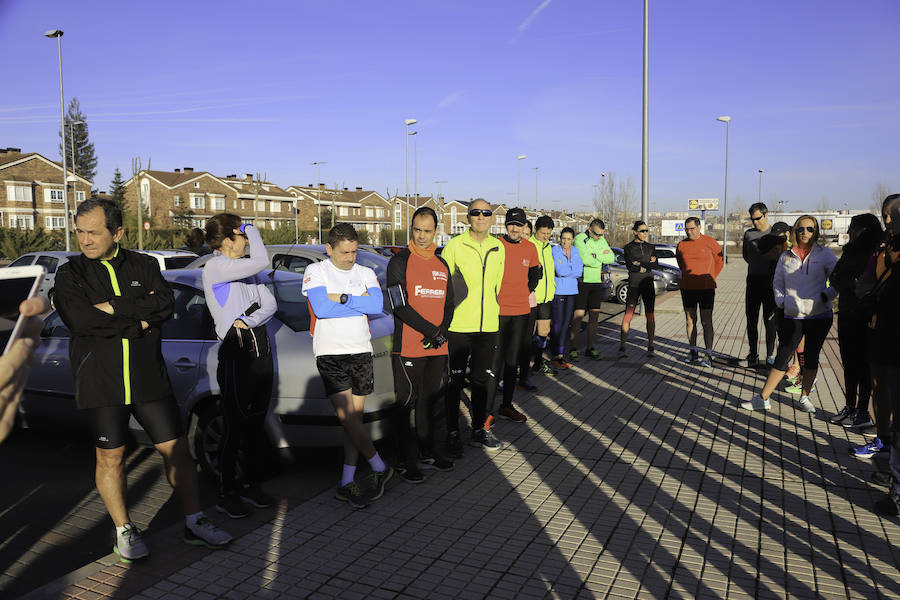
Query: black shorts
575 282 606 311
534 301 552 321
316 352 374 397
626 278 656 313
681 289 716 311
86 399 183 450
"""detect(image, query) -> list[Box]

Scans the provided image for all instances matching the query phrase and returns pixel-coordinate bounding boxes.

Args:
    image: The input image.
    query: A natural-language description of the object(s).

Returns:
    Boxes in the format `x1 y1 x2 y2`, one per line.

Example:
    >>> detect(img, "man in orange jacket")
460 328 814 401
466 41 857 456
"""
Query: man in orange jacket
676 217 724 366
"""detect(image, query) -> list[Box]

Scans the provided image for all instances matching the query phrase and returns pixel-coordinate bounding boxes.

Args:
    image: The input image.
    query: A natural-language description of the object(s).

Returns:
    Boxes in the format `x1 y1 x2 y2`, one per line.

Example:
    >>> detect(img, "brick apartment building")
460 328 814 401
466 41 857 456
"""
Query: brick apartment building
0 147 92 230
287 185 393 240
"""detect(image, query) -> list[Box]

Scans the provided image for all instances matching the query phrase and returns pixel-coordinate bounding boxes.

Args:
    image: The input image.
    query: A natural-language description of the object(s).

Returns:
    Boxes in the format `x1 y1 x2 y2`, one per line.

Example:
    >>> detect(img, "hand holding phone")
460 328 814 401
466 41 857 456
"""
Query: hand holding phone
1 266 45 355
0 293 47 444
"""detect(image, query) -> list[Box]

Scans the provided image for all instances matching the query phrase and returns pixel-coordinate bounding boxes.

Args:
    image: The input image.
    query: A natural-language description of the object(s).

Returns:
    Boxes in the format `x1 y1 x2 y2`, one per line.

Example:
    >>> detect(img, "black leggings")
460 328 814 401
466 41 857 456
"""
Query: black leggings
518 308 538 382
746 274 777 358
495 315 529 407
773 316 832 372
550 295 576 357
837 313 872 411
446 331 499 431
393 355 448 466
216 326 274 496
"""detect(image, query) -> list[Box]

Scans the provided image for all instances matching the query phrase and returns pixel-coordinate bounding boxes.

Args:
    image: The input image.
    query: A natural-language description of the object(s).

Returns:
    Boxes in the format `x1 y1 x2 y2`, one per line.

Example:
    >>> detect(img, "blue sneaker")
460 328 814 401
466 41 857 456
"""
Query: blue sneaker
851 438 883 459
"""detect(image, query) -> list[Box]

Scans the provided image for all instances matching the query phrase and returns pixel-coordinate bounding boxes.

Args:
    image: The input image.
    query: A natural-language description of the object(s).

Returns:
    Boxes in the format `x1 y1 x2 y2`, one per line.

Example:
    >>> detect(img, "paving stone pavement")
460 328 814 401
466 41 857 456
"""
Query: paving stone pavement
24 263 900 599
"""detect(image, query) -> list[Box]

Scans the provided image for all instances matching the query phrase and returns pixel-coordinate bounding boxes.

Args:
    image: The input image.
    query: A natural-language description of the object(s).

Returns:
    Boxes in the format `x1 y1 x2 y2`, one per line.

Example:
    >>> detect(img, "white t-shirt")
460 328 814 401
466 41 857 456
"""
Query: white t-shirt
301 260 379 357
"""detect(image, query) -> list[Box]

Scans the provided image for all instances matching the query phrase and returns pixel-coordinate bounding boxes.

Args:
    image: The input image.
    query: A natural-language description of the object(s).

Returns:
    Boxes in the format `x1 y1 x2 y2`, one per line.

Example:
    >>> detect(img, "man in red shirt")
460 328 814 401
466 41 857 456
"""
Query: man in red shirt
495 208 542 423
676 217 724 366
387 207 456 483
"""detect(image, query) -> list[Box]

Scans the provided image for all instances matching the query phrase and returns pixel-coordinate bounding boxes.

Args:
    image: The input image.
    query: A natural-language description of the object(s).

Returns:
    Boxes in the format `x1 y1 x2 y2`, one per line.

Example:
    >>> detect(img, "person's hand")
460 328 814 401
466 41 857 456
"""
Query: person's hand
327 293 343 302
650 256 657 262
0 298 48 443
140 320 150 330
233 319 249 330
93 301 114 314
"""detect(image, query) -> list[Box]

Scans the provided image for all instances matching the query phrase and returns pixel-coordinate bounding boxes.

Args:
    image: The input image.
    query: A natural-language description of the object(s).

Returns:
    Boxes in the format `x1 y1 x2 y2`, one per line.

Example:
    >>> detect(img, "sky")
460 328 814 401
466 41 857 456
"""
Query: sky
2 0 899 214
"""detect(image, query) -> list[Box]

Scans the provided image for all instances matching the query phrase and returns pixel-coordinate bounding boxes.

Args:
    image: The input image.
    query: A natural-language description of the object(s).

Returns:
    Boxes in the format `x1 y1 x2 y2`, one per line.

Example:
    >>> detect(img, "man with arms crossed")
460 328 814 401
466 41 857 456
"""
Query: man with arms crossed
302 223 391 508
571 218 615 361
387 207 455 483
527 215 557 375
741 202 777 368
55 198 232 562
676 217 724 366
442 199 506 453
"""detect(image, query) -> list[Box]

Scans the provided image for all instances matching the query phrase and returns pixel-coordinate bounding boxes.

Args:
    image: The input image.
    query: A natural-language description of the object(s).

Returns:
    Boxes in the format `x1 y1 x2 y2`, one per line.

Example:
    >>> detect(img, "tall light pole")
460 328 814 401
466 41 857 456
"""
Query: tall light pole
408 130 418 207
758 169 764 204
516 155 527 204
641 0 649 223
531 167 539 210
45 29 71 250
311 161 327 243
716 116 731 263
404 119 417 242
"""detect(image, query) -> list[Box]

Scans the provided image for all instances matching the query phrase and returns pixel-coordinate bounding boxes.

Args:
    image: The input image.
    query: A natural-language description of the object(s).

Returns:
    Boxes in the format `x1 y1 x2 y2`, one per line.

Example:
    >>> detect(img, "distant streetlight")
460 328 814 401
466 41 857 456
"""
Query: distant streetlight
45 28 71 250
516 155 527 204
408 131 418 207
716 116 731 263
758 169 764 205
531 166 539 210
404 119 417 242
311 161 327 243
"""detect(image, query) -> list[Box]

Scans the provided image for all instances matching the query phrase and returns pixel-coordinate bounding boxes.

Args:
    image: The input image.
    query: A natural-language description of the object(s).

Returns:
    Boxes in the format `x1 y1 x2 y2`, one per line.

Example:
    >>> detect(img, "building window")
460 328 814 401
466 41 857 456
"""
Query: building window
450 207 457 225
141 182 150 199
6 185 32 202
213 197 225 211
190 218 206 228
339 206 349 217
241 201 247 210
173 195 181 206
193 182 200 188
45 216 66 229
75 191 86 202
256 201 266 213
10 215 34 229
48 189 64 202
190 195 205 209
270 201 281 213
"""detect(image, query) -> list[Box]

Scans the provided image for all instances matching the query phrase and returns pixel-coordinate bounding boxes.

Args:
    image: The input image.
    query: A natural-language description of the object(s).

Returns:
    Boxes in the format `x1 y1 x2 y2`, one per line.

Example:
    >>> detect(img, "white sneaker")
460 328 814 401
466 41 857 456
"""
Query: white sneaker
766 356 775 366
798 396 816 414
184 516 233 549
114 523 150 562
740 394 771 411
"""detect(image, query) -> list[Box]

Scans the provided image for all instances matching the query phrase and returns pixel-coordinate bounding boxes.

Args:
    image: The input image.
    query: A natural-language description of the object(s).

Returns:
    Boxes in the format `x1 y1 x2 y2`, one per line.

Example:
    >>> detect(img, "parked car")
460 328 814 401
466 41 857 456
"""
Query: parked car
21 253 396 478
652 244 679 269
610 248 668 304
134 249 198 271
5 251 79 305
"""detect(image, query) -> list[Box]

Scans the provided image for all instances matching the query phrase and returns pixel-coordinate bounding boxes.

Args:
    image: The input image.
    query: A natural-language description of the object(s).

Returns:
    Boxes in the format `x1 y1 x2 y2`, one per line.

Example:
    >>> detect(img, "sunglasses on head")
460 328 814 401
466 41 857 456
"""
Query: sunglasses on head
468 209 493 217
796 226 815 233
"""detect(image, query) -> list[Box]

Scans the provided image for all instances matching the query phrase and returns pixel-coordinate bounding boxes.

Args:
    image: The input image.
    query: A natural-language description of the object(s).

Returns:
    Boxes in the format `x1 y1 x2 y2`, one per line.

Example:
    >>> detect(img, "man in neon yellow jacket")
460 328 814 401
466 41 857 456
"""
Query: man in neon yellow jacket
524 215 557 376
571 218 615 361
441 199 506 454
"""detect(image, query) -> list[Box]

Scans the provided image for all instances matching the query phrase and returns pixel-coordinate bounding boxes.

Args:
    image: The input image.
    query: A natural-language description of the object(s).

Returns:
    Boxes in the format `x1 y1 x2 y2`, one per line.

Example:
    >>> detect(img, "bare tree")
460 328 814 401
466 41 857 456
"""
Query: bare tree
872 183 893 212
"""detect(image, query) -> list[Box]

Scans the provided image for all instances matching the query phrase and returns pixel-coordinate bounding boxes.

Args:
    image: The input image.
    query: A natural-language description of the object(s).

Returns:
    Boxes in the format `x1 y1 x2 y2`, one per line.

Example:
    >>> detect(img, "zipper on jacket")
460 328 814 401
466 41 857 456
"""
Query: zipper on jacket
100 248 131 406
467 242 499 332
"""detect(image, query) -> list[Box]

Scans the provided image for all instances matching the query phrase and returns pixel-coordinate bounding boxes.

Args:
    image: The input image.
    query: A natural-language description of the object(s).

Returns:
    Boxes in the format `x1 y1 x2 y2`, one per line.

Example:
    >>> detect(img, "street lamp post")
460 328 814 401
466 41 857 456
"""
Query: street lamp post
44 29 71 250
716 116 731 263
531 167 539 210
408 131 418 207
758 169 764 204
404 119 417 242
641 0 649 223
311 161 327 243
516 155 527 205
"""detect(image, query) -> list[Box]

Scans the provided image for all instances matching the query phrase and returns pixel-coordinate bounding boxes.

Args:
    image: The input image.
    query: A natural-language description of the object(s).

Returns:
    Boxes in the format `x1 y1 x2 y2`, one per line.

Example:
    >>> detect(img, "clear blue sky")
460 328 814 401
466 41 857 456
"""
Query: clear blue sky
2 0 898 213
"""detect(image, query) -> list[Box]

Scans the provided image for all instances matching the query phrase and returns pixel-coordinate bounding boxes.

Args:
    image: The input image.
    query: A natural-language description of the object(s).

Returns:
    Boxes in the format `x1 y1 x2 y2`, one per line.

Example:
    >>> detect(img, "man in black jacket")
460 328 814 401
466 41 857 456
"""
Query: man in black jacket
55 198 232 562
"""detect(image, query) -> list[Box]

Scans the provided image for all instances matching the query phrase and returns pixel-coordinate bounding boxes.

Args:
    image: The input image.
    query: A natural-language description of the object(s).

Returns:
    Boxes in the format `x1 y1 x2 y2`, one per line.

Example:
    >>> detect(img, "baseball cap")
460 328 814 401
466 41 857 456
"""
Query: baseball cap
505 207 527 226
770 222 790 236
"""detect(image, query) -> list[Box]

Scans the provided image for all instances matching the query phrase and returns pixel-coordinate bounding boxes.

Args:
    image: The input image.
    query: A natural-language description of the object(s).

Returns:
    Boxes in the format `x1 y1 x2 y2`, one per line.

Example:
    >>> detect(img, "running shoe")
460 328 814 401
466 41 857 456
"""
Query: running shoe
534 361 557 376
585 348 602 361
549 357 572 370
398 465 425 484
419 455 455 471
684 351 699 364
336 481 368 508
698 354 712 368
567 350 581 363
844 411 874 429
646 346 655 357
517 380 538 392
828 406 854 425
740 394 771 411
470 428 503 451
617 347 628 359
498 405 527 423
114 523 149 562
240 484 274 508
184 516 233 549
365 466 394 502
766 356 775 366
785 379 816 395
216 493 251 519
737 354 759 368
446 431 464 458
797 396 816 414
851 438 883 459
874 490 900 517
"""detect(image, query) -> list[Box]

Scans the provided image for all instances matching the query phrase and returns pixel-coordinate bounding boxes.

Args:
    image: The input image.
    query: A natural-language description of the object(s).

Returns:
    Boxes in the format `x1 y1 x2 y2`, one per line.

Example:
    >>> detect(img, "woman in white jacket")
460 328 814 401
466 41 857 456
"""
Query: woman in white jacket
743 215 837 413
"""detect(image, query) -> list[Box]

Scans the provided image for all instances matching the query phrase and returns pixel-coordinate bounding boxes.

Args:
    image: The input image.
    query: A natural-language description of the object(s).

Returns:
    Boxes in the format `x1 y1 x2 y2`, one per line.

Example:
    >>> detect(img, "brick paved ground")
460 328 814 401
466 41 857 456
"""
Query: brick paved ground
22 264 900 599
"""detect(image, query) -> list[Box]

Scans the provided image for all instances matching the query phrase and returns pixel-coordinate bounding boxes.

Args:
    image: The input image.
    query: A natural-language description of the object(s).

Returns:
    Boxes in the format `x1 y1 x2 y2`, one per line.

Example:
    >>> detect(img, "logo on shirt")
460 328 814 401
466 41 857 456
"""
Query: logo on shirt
432 270 448 282
414 285 445 298
522 259 531 267
130 281 141 287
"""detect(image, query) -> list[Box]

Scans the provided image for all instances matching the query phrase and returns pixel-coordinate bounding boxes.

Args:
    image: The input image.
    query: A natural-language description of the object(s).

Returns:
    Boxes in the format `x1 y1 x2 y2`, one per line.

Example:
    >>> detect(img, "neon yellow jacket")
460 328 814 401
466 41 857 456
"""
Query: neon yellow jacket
574 232 615 283
530 235 556 304
441 229 505 333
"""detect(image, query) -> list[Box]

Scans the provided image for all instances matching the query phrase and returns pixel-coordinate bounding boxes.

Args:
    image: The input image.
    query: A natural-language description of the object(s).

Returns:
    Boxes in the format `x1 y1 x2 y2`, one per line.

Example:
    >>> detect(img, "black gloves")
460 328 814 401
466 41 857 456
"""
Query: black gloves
422 331 448 350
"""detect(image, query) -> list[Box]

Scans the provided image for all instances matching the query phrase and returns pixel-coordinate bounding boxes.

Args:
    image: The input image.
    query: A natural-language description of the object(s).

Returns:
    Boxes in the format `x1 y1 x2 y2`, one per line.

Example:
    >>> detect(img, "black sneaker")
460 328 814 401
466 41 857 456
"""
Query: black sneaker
535 361 557 376
517 379 538 392
844 411 874 429
567 349 581 363
365 466 394 502
585 347 602 361
216 493 251 519
446 431 464 458
829 406 854 425
737 354 759 368
470 428 502 451
419 455 455 471
874 490 900 517
336 481 368 509
240 484 274 508
399 465 426 484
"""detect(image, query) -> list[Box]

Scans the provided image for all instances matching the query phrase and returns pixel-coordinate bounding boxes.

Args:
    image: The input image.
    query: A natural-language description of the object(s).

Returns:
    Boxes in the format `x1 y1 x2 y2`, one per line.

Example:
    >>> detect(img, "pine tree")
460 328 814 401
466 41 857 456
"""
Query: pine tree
58 98 98 185
109 168 127 209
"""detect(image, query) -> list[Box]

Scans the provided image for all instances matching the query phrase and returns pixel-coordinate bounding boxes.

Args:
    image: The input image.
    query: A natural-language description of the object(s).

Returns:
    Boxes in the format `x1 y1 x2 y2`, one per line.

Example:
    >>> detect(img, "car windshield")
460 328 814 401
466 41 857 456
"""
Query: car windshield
164 256 197 270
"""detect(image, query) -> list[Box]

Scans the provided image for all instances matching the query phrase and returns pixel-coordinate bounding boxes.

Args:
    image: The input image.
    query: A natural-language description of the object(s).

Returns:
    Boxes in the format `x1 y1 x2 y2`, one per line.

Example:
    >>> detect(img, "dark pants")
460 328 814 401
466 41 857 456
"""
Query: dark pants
495 315 529 408
550 295 576 357
216 325 274 497
518 309 538 382
392 355 448 466
746 274 777 359
773 316 832 372
887 366 900 495
446 331 499 432
837 313 872 411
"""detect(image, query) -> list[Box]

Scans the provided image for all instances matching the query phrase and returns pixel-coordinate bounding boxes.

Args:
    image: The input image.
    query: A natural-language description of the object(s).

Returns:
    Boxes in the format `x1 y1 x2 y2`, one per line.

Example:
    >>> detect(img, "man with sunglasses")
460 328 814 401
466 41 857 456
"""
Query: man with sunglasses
741 202 777 368
620 221 658 357
441 199 506 453
571 218 616 361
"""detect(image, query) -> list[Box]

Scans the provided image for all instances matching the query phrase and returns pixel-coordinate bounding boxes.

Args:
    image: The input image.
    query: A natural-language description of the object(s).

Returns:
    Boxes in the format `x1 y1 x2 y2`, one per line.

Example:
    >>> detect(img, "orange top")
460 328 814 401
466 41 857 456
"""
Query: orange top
498 237 539 316
676 234 725 290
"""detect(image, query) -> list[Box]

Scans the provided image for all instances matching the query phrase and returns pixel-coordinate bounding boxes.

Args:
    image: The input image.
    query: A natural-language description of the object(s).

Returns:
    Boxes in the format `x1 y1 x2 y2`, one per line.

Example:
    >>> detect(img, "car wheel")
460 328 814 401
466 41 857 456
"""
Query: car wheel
616 283 628 304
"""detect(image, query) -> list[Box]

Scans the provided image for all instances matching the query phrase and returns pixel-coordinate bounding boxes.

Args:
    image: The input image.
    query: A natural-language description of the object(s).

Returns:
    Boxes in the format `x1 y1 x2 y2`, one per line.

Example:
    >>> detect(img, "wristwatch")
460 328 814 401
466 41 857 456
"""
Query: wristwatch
340 293 349 304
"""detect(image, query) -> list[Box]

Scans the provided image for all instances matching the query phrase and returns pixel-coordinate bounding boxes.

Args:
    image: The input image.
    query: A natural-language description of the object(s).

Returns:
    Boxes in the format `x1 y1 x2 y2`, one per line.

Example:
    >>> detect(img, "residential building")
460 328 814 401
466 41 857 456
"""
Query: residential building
287 185 392 241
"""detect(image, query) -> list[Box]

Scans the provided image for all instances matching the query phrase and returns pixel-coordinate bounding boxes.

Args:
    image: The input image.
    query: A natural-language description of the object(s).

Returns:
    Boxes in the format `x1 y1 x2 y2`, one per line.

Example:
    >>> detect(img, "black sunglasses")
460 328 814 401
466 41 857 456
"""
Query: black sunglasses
750 215 765 222
796 226 816 233
636 228 649 233
468 209 493 217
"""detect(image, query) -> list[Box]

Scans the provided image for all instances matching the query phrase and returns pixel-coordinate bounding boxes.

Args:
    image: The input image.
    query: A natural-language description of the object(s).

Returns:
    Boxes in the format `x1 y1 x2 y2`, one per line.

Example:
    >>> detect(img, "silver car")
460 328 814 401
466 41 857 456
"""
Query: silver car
5 251 79 304
22 256 396 477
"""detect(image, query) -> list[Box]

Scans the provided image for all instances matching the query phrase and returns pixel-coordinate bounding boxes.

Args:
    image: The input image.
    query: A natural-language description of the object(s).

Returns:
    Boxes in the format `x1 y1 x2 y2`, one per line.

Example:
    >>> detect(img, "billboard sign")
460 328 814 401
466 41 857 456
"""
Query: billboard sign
688 198 719 211
662 219 705 237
